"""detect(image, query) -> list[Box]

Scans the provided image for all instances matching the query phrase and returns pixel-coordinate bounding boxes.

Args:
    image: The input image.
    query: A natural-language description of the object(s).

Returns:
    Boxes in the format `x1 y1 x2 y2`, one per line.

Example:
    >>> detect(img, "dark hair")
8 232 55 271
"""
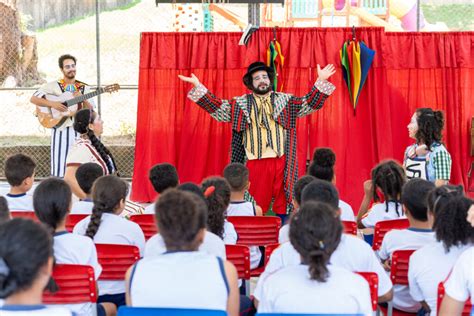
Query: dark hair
242 69 275 90
73 109 118 175
308 148 336 182
414 108 445 149
33 178 72 234
401 178 435 221
301 179 339 210
434 196 474 251
5 154 36 186
75 163 104 195
0 218 53 298
289 201 342 282
294 175 316 206
85 175 128 239
427 184 464 215
156 189 207 251
223 163 249 192
0 197 10 224
58 54 76 69
371 160 406 215
177 182 206 202
201 177 231 239
148 163 179 194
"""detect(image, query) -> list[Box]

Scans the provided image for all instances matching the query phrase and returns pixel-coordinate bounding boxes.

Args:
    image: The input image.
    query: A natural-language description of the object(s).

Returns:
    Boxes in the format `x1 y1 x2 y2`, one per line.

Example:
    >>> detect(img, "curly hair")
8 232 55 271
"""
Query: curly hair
201 177 231 239
73 109 118 175
371 160 406 215
148 163 179 193
85 175 128 239
308 148 336 182
433 195 474 251
289 201 342 282
414 108 445 149
426 184 464 215
58 54 76 69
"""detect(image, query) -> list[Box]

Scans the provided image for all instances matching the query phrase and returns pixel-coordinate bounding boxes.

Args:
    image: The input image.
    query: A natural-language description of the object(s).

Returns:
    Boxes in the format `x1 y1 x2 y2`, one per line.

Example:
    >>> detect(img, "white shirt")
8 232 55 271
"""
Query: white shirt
5 193 34 211
339 199 355 221
70 200 93 214
444 247 474 305
70 199 144 218
144 231 226 259
257 264 372 315
361 201 404 228
409 241 472 315
278 224 289 243
227 201 255 216
130 251 228 310
73 213 145 295
223 220 237 244
0 305 74 316
254 234 393 300
143 204 155 214
53 231 102 316
378 227 435 312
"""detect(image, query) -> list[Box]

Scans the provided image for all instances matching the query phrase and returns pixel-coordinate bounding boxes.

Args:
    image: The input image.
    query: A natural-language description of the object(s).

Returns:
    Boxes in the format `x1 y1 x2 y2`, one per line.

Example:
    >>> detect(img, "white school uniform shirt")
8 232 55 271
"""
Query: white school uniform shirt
227 201 255 216
339 199 356 221
254 233 393 300
5 193 34 211
144 231 226 259
361 201 404 228
70 199 93 214
444 246 474 305
73 212 145 295
278 224 289 243
378 227 435 312
257 264 372 315
129 251 228 310
0 305 75 316
223 220 238 244
408 241 472 315
52 231 102 316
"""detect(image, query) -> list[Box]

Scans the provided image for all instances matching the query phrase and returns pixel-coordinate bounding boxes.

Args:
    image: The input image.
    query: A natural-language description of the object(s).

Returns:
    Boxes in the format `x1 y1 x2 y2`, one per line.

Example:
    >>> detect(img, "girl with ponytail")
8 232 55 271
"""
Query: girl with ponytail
64 109 119 199
405 107 452 186
73 175 145 309
257 201 372 314
33 178 114 316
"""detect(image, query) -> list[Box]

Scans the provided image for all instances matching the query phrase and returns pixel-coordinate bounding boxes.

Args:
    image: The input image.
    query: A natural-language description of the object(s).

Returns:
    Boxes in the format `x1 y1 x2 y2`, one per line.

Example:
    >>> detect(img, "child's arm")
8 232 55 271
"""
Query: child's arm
357 180 374 229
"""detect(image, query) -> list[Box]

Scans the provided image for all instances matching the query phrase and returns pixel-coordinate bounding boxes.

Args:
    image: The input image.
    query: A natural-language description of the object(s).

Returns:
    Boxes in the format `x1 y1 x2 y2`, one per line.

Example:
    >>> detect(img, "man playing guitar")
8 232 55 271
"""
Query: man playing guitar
30 54 94 177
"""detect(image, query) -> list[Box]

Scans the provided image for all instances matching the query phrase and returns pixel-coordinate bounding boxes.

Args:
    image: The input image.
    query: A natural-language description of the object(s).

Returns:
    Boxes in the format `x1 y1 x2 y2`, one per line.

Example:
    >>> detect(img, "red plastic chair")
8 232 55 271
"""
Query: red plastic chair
43 264 97 304
10 211 38 222
96 244 140 280
227 216 281 277
342 220 358 235
129 214 157 241
373 219 409 251
437 282 473 315
356 272 378 312
65 214 88 232
225 244 251 280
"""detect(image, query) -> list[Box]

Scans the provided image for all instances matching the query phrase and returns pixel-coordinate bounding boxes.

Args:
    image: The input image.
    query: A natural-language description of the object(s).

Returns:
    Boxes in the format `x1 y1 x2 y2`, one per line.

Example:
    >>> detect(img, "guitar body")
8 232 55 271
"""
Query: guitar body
36 92 81 128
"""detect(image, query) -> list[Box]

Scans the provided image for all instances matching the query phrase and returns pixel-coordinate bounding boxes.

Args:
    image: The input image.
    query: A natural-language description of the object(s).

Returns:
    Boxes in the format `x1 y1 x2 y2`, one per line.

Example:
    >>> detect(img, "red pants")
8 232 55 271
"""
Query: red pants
247 156 287 215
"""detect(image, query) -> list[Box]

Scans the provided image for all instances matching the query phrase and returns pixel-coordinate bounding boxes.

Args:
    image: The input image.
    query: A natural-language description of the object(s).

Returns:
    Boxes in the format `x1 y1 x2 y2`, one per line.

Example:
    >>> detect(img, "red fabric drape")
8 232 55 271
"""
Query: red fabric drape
132 28 474 207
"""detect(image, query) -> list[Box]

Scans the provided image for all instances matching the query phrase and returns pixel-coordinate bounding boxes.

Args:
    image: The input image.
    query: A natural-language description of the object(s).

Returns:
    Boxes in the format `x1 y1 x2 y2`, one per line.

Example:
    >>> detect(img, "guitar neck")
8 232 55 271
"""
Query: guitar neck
65 88 106 106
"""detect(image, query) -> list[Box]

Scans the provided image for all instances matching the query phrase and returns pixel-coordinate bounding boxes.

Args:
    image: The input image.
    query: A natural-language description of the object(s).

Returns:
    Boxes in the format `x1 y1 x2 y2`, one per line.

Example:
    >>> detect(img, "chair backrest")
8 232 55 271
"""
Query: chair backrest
65 214 89 232
118 307 226 316
373 218 409 250
129 214 157 241
10 211 38 221
342 220 358 235
390 249 415 286
225 244 251 280
437 282 473 315
263 243 280 264
43 264 97 304
356 271 379 311
227 216 281 246
96 244 140 280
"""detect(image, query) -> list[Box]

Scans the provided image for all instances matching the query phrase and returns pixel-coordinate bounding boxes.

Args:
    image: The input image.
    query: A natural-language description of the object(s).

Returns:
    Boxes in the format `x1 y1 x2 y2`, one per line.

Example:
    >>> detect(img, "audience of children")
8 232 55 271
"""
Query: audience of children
144 163 179 214
4 154 35 211
308 148 355 221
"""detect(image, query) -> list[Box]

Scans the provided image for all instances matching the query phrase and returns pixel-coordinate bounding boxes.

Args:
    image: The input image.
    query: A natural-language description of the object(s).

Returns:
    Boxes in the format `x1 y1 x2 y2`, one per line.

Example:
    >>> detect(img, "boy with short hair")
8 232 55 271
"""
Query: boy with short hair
71 162 104 214
144 163 179 214
4 154 36 211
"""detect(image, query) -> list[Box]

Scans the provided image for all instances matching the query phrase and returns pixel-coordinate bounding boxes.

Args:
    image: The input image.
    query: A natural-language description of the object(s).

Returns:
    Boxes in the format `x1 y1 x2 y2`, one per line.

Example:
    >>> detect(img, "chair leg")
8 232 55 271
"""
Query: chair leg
245 280 250 297
387 301 393 316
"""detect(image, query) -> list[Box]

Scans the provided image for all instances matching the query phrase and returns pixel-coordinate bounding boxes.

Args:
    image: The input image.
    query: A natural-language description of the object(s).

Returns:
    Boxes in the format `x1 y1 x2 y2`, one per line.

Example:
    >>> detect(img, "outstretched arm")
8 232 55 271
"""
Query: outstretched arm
178 73 232 123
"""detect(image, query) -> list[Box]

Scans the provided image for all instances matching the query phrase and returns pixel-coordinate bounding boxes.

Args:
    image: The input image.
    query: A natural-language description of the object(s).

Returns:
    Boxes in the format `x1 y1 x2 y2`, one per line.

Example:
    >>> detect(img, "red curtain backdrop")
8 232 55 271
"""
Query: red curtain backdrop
132 28 474 209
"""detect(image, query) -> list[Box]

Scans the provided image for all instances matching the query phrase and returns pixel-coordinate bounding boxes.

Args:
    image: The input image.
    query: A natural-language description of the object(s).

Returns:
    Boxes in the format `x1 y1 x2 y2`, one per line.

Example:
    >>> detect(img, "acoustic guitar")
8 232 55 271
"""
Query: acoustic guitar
36 83 120 128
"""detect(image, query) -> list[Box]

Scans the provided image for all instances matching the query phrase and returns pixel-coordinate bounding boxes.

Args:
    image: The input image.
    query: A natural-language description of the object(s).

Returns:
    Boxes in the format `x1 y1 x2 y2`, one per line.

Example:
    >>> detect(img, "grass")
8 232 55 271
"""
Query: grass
422 4 473 31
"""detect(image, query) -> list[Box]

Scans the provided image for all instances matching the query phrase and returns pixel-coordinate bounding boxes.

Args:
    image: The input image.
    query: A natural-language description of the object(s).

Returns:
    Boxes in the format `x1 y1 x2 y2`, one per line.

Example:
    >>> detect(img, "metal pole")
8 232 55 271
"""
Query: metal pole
95 0 101 115
416 0 420 32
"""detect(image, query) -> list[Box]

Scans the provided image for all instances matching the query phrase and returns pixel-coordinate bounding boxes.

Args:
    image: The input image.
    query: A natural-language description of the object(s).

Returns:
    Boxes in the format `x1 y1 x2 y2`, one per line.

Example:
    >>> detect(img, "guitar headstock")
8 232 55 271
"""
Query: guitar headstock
104 84 120 93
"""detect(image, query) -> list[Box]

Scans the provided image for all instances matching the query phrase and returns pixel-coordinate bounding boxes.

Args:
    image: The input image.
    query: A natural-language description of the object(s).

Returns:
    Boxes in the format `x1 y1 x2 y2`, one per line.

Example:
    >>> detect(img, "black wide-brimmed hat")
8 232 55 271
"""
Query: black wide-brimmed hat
242 61 274 89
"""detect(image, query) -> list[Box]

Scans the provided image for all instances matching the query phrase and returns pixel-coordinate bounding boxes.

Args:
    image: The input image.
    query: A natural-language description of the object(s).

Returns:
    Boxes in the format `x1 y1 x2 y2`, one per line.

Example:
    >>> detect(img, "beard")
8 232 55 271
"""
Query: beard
251 83 271 95
65 71 76 80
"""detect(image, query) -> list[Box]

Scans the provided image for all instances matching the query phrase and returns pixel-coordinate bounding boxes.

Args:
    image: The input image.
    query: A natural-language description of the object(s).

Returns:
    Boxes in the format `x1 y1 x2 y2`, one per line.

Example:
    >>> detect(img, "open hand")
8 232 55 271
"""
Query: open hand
317 64 336 81
51 101 68 112
178 73 200 87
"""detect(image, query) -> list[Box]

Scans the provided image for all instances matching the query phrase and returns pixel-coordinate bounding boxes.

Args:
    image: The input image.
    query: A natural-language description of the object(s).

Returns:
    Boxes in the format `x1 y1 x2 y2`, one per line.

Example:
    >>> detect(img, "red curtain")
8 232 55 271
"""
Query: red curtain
132 28 474 208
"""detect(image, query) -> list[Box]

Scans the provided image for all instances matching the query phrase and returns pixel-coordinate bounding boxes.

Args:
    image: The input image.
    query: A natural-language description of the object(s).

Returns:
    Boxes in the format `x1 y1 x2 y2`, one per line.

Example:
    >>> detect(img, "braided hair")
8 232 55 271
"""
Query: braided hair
85 175 128 239
73 109 118 175
414 108 445 149
371 160 406 215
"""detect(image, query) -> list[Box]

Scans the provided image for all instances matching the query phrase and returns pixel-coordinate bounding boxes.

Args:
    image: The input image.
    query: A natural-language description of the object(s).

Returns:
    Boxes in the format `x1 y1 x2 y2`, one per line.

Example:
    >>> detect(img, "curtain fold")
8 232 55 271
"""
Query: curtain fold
132 28 474 206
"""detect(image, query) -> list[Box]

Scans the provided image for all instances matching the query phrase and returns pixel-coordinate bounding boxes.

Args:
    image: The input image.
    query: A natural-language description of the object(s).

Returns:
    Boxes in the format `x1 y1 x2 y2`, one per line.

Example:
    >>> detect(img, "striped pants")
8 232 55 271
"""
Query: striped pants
51 126 77 177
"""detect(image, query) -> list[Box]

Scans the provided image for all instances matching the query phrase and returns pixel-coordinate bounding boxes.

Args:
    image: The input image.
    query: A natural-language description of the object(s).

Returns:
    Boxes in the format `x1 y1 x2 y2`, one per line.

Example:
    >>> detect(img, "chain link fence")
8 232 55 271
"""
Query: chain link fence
0 0 472 179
